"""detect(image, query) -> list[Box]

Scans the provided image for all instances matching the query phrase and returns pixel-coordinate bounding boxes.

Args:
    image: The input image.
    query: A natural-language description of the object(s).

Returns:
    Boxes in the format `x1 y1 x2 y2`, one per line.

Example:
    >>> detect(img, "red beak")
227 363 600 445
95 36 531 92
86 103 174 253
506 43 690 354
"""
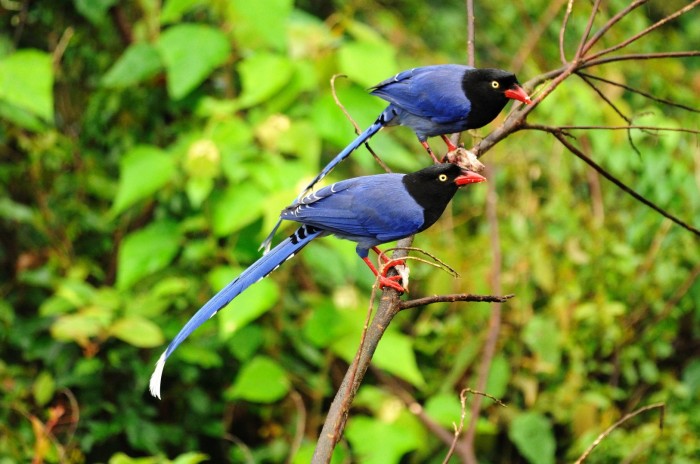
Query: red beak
504 84 532 105
455 171 487 186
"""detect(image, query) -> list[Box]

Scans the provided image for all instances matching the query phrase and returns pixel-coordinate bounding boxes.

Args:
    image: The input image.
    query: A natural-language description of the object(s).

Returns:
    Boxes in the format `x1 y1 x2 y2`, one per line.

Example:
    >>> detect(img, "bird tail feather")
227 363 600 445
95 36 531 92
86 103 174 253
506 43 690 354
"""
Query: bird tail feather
259 110 394 253
149 225 322 399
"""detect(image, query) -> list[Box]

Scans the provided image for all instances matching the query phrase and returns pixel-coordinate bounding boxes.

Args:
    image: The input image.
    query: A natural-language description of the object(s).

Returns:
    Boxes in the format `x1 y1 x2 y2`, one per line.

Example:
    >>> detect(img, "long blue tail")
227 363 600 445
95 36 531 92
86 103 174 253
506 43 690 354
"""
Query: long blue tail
149 225 322 398
260 109 395 253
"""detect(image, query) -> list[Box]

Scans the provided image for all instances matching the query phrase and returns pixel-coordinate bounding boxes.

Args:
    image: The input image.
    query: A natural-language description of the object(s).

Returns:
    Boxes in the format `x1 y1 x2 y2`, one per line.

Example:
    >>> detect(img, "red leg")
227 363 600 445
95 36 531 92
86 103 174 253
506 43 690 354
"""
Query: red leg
419 140 441 164
440 134 459 152
371 246 405 267
362 257 405 293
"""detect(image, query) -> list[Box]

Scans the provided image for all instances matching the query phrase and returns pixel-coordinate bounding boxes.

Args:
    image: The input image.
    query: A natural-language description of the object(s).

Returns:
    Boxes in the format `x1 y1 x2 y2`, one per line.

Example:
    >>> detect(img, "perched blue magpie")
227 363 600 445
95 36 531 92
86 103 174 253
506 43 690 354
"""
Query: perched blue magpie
149 163 486 398
260 65 529 252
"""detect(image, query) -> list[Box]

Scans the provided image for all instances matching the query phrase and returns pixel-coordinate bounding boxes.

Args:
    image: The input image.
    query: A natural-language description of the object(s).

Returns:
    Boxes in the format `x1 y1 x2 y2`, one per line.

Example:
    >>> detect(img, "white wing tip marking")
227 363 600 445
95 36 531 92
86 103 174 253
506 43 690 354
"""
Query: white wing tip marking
149 352 167 399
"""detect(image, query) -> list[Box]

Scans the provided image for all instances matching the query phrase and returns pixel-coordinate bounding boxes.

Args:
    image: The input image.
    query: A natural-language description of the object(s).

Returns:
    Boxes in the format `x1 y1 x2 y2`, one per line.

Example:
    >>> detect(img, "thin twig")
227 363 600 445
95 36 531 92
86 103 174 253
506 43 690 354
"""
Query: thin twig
382 246 460 278
466 0 475 67
399 293 514 311
575 0 602 60
577 73 631 123
577 72 700 113
525 124 700 237
581 0 648 56
286 390 307 464
586 1 700 62
574 403 665 464
559 0 575 64
582 51 700 69
463 163 505 464
330 74 392 173
553 125 700 134
444 389 507 463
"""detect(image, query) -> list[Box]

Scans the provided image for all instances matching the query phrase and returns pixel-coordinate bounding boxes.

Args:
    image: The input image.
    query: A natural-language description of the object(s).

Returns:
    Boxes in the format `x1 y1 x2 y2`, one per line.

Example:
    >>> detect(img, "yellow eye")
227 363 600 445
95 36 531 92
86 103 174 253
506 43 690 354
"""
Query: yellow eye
491 80 500 89
438 174 448 182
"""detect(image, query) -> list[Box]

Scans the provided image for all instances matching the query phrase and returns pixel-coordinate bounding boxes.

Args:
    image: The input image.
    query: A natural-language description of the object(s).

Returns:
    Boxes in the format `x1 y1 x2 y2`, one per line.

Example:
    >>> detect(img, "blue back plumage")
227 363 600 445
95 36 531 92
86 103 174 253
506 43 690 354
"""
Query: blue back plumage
371 64 473 128
282 173 424 256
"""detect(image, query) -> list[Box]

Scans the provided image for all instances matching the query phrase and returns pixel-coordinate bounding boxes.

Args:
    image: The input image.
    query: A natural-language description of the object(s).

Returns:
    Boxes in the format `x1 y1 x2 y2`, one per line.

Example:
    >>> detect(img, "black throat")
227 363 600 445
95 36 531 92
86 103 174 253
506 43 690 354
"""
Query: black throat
401 172 460 232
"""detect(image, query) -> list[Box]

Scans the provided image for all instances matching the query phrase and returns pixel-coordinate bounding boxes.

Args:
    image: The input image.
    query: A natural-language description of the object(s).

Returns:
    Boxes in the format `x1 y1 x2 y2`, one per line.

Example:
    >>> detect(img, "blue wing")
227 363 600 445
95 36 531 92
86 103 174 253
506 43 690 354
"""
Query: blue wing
370 64 473 124
149 225 322 399
259 109 397 253
281 174 425 249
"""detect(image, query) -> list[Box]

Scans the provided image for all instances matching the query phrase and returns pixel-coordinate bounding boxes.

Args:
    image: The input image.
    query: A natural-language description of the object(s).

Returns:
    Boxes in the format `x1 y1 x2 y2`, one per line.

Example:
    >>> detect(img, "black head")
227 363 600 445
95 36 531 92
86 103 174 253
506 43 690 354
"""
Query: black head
402 163 486 231
462 68 531 129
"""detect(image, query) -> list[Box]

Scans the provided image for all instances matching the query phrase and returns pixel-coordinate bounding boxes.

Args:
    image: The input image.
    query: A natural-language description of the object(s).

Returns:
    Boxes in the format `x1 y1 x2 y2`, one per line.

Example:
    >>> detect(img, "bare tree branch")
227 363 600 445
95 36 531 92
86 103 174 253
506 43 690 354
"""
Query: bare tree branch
574 403 665 464
577 72 700 113
524 123 700 236
399 292 514 311
466 0 475 67
559 0 575 64
580 0 648 55
575 0 602 60
586 1 700 61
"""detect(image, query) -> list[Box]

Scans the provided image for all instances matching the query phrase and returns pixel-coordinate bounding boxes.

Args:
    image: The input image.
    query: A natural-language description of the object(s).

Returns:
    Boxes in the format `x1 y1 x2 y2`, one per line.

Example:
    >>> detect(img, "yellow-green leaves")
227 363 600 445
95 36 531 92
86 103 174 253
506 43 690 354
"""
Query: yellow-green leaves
102 43 163 88
112 145 176 216
0 50 53 128
117 221 181 290
157 24 231 100
226 356 290 403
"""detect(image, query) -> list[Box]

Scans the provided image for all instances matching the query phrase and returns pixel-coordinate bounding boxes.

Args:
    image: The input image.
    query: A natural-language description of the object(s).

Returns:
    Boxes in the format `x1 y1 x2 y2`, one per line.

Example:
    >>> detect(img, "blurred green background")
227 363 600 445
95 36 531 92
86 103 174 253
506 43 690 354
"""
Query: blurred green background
1 0 698 462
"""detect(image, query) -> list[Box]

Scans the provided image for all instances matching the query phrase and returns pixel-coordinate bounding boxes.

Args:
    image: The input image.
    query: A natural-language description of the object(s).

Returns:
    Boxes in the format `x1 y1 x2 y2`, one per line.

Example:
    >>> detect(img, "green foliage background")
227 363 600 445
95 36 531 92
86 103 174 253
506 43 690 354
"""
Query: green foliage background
0 0 698 462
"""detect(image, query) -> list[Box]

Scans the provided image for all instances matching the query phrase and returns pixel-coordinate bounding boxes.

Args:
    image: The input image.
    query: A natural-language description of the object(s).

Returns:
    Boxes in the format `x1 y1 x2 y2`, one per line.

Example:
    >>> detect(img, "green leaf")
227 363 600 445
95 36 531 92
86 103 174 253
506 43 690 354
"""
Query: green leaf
484 354 510 400
332 328 425 387
116 221 181 290
509 412 556 464
226 355 290 403
161 0 206 24
50 310 111 345
74 0 118 24
210 183 266 237
102 43 163 88
235 53 294 108
111 145 175 215
337 40 397 88
424 393 463 428
0 49 54 121
226 0 293 50
110 315 165 348
33 371 56 406
107 452 159 464
156 24 231 99
171 452 210 464
522 315 561 373
345 415 420 464
208 266 280 338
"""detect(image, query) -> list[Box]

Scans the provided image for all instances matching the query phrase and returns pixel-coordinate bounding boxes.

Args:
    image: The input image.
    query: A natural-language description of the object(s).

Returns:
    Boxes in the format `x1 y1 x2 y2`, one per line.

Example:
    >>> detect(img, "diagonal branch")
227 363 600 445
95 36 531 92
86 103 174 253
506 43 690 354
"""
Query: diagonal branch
581 0 648 55
574 0 602 60
586 1 700 61
577 72 700 113
524 123 700 237
559 0 575 64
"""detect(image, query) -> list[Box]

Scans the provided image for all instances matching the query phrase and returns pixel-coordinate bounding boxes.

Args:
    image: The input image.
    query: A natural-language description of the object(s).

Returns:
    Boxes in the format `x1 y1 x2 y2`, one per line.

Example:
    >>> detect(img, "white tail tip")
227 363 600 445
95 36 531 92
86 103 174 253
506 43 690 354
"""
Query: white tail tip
149 352 167 399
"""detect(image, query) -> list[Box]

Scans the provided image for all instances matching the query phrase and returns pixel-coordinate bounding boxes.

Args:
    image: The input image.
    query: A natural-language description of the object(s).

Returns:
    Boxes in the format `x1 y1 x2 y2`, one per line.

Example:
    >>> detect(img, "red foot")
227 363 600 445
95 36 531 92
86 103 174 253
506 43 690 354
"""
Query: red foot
378 275 406 293
363 256 406 293
381 258 406 277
